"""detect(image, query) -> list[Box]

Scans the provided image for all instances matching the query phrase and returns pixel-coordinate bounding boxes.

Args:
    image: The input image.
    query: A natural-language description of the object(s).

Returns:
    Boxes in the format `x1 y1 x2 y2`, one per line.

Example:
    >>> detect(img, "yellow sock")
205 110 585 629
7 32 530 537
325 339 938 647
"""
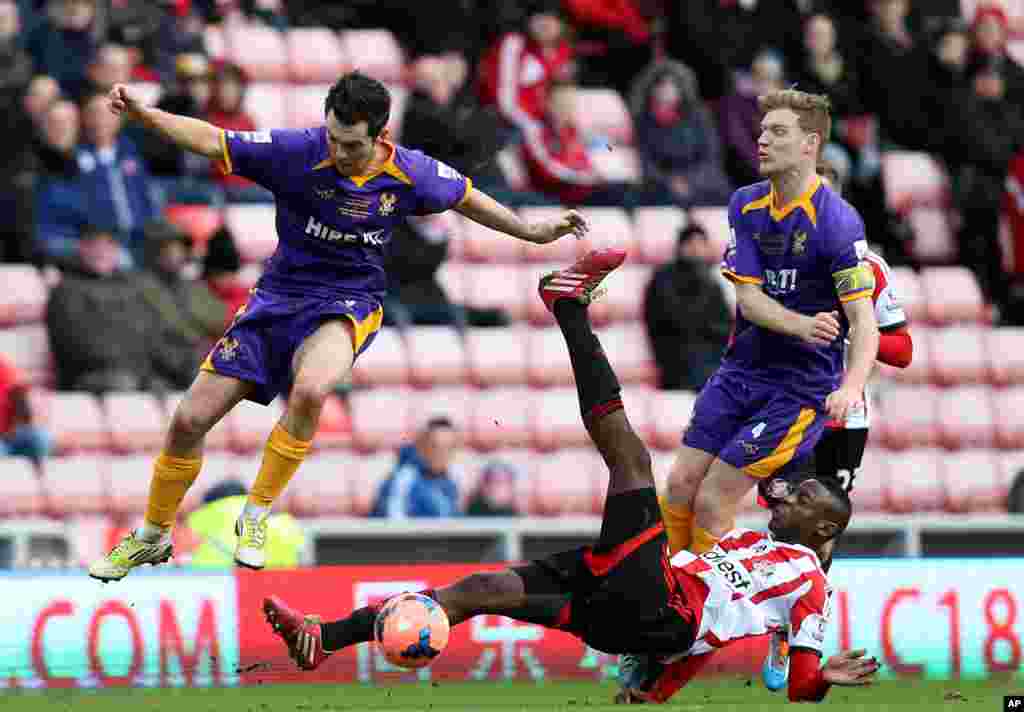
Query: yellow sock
658 497 695 557
144 452 202 529
690 525 721 555
248 423 312 508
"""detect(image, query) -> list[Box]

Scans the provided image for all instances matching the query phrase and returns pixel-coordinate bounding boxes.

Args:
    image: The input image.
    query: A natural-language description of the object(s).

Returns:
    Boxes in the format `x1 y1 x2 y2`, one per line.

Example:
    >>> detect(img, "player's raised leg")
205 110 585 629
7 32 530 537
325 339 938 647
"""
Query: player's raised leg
89 370 254 582
235 319 357 569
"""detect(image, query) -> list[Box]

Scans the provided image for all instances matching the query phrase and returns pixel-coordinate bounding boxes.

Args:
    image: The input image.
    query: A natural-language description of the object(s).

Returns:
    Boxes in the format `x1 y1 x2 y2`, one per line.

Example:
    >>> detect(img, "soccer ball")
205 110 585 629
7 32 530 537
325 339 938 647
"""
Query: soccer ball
374 593 450 669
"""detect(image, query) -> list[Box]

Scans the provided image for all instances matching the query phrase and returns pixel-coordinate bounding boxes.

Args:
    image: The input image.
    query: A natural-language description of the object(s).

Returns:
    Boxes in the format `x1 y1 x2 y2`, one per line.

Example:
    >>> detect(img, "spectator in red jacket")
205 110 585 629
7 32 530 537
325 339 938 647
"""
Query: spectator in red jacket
967 3 1024 105
0 355 52 463
562 0 655 96
206 61 266 201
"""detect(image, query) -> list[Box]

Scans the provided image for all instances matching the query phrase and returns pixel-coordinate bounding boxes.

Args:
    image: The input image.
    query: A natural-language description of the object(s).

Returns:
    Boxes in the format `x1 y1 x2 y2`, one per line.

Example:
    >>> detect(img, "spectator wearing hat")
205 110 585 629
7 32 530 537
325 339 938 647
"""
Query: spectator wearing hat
643 222 731 391
201 225 250 330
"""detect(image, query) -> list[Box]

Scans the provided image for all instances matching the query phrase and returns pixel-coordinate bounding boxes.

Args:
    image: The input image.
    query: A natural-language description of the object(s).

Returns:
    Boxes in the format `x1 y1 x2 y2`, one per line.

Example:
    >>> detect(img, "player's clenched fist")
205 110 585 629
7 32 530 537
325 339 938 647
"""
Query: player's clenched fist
797 310 840 347
108 83 145 118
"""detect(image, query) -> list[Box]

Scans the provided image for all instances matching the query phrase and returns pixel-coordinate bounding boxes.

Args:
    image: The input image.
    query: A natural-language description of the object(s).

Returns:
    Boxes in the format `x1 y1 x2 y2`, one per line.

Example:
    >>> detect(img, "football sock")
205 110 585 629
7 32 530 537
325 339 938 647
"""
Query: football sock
658 498 694 556
248 423 312 509
143 452 202 532
320 589 436 652
553 299 621 420
689 525 721 555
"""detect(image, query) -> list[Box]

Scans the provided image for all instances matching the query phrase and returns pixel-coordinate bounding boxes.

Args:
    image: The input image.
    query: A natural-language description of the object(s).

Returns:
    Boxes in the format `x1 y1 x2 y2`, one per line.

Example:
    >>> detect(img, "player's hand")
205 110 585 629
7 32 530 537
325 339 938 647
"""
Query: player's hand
797 311 840 347
825 383 863 422
821 649 880 686
108 83 146 118
530 209 589 244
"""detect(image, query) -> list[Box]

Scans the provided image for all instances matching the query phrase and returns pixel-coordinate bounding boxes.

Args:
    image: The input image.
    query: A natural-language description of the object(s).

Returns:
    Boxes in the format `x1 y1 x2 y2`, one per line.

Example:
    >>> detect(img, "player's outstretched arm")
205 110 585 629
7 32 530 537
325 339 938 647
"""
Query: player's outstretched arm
454 187 589 244
734 282 840 346
108 83 223 160
788 648 879 703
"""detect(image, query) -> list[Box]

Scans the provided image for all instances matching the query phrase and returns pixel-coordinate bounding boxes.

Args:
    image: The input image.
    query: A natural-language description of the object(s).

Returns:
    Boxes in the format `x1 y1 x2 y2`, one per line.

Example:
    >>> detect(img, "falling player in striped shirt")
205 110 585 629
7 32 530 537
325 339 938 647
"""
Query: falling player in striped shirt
262 248 879 703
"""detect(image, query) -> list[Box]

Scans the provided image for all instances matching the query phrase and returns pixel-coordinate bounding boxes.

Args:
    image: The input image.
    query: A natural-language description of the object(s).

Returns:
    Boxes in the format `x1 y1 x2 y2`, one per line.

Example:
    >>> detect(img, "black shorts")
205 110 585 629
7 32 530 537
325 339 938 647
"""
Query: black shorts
513 488 697 655
758 427 867 506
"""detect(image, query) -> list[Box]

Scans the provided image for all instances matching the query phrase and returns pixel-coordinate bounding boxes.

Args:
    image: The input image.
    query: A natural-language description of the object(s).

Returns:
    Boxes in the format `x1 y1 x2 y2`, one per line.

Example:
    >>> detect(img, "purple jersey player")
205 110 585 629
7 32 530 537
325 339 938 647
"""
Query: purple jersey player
90 73 589 582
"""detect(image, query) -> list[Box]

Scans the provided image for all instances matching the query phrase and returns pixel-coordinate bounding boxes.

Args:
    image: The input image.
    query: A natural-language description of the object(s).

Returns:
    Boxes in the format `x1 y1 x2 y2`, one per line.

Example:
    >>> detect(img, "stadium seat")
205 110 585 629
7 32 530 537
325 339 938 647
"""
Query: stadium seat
649 389 697 451
463 264 530 321
936 386 995 449
986 328 1024 386
880 324 931 385
0 457 44 516
313 393 352 450
690 207 730 262
520 207 582 263
286 84 333 129
850 448 887 513
489 448 537 513
436 262 466 304
164 204 223 253
287 28 347 83
289 453 355 516
409 386 474 433
530 448 602 515
179 454 240 513
993 387 1024 449
225 23 289 82
633 207 686 265
595 323 657 385
465 327 528 387
921 266 986 325
573 88 633 145
35 392 109 453
603 264 652 323
531 388 590 451
590 145 641 184
881 151 949 212
621 385 654 443
204 23 226 60
349 451 399 516
0 324 52 386
942 449 1007 513
0 265 46 325
887 266 924 323
908 208 956 263
230 398 285 453
876 384 939 449
527 327 574 387
339 29 406 83
407 326 468 386
460 213 525 263
107 455 155 516
349 387 415 451
1010 40 1024 65
885 449 946 513
42 456 109 515
351 327 409 387
930 326 988 386
469 386 533 450
103 392 166 453
580 207 637 257
164 392 234 450
243 82 287 130
225 204 278 263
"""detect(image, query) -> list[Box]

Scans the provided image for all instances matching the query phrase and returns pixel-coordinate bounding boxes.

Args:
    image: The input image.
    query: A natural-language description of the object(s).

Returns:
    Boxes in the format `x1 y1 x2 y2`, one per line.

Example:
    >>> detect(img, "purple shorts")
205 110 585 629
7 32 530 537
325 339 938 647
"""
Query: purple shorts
681 370 826 479
201 287 382 405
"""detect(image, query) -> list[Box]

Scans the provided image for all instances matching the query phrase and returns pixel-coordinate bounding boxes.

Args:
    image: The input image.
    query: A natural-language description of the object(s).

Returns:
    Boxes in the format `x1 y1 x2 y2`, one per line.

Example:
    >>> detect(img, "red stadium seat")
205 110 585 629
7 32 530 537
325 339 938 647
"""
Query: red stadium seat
887 266 924 323
313 393 352 450
621 385 654 443
180 454 240 513
460 213 525 263
986 328 1024 386
339 29 406 83
634 207 686 265
921 266 986 325
287 28 347 83
350 451 400 516
590 145 641 184
289 453 356 516
649 390 697 451
42 456 109 515
409 386 474 433
581 207 636 257
0 457 44 516
351 327 409 387
994 387 1024 449
36 392 110 453
885 449 946 513
573 88 633 145
469 386 533 450
527 327 574 387
407 327 467 386
0 265 46 326
465 327 528 387
436 262 466 304
230 398 285 453
877 384 939 449
463 264 530 321
690 207 731 263
908 208 956 263
880 324 931 385
0 325 52 386
103 392 167 453
107 455 154 516
286 84 332 129
930 326 988 386
595 323 657 385
942 449 1007 513
520 207 581 263
224 205 278 264
530 448 602 515
383 85 409 141
881 151 950 212
603 263 652 323
164 392 234 451
531 387 590 450
243 82 287 129
850 448 887 513
225 23 289 82
936 386 995 449
164 204 223 254
349 387 415 451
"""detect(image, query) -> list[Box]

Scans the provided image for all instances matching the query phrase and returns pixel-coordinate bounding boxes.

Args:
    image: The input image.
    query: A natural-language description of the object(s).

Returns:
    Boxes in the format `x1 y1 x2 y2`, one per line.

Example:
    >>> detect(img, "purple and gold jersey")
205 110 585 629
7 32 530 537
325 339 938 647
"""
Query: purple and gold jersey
720 176 874 403
219 128 472 301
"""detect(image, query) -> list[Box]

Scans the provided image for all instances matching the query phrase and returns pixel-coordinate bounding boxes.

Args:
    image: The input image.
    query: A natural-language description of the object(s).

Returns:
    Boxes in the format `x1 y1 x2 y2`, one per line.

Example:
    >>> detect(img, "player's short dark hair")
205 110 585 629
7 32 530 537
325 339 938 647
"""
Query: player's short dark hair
325 71 391 138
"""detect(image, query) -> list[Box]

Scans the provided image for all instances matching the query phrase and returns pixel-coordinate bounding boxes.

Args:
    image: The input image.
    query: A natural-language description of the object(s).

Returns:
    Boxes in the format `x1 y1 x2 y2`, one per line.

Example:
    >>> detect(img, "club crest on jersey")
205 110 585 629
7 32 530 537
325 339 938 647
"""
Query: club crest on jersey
378 192 397 216
218 337 239 361
752 559 777 578
792 231 808 255
314 186 336 200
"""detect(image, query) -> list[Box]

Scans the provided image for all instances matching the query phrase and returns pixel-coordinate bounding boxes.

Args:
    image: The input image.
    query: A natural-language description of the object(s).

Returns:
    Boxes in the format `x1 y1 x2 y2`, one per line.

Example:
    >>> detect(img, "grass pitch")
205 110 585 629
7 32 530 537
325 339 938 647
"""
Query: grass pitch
2 678 1015 711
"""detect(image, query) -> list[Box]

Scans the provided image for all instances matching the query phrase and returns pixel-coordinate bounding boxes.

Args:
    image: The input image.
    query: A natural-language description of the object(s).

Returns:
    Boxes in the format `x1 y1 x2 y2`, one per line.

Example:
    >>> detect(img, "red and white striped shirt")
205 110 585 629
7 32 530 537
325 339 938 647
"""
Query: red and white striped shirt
669 529 833 659
477 33 574 129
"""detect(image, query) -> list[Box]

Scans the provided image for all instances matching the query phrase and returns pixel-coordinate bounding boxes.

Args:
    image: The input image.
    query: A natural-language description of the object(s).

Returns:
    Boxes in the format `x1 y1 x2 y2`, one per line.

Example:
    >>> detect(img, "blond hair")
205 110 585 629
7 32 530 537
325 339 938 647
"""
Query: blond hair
759 89 832 157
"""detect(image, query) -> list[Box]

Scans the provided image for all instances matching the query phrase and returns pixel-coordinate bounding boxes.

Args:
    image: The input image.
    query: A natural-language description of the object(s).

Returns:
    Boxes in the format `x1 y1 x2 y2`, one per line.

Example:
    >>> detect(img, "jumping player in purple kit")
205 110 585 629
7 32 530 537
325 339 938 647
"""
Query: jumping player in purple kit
89 72 589 582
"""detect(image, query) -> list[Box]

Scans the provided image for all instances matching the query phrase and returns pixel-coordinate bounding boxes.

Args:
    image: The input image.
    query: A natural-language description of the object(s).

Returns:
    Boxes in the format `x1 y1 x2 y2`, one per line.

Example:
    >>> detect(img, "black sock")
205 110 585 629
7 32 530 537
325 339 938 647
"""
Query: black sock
321 606 376 652
553 299 622 420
